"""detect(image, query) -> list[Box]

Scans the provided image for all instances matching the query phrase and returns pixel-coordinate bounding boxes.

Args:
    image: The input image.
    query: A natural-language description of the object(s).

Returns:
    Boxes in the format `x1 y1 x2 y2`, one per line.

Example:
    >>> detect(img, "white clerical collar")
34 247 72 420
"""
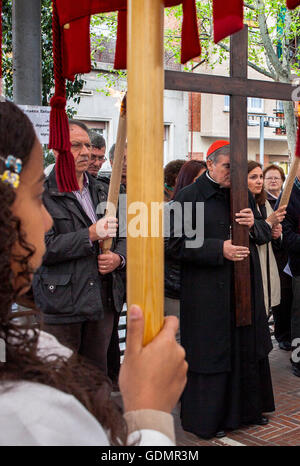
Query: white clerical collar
206 170 219 185
205 170 227 189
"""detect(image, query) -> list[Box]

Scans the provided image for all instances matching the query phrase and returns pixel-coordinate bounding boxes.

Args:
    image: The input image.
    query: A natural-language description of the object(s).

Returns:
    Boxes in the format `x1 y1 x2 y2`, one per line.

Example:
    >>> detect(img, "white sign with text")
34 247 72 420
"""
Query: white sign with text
19 105 50 145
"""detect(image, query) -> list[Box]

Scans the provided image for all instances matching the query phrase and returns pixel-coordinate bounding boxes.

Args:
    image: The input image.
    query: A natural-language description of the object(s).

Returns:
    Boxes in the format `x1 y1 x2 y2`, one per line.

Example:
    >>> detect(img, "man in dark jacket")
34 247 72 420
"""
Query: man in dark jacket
282 171 300 377
33 121 126 375
167 142 274 439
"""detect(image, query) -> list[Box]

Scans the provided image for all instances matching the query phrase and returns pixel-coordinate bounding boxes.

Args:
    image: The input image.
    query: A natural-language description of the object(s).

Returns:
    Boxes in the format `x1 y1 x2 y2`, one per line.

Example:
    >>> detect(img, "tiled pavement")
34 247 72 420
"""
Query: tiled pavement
174 344 300 446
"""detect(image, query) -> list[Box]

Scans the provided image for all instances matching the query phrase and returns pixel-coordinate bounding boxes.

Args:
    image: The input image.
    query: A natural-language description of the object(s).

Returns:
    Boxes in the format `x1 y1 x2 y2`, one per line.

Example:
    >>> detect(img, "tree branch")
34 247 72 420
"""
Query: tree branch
248 61 275 79
244 2 255 10
218 41 275 79
255 0 289 81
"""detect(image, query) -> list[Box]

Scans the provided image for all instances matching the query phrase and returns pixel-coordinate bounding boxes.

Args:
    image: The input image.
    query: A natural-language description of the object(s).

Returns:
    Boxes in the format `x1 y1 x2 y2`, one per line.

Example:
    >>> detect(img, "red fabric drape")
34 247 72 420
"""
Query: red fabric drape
62 17 91 80
213 0 244 44
57 0 200 73
56 0 125 26
49 0 79 192
286 0 300 9
53 0 201 191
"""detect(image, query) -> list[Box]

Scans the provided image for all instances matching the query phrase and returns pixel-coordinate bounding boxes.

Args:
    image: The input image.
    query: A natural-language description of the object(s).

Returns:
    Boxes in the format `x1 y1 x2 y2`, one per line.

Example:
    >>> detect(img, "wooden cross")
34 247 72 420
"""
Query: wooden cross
164 26 292 326
127 4 293 342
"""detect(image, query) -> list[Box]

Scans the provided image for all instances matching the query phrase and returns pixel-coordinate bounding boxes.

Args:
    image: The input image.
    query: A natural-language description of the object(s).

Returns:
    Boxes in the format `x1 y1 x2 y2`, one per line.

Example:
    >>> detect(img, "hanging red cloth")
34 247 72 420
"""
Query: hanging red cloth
286 0 300 8
56 0 200 74
51 0 202 191
213 0 244 44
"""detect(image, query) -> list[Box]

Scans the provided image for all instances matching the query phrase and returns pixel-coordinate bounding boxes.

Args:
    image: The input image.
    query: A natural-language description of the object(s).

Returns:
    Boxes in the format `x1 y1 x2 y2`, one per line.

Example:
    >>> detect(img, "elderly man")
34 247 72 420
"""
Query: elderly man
167 141 274 439
33 120 126 376
88 131 107 177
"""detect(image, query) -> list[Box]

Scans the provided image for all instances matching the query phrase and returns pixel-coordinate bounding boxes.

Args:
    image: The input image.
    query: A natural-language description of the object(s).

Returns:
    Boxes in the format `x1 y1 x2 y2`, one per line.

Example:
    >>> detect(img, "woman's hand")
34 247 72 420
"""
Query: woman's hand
235 208 254 228
119 305 188 414
272 223 282 240
266 205 287 227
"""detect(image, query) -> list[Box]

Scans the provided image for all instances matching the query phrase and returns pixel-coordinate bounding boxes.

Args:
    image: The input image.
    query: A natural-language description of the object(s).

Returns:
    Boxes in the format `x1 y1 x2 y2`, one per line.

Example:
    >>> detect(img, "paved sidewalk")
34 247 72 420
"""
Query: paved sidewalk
174 344 300 446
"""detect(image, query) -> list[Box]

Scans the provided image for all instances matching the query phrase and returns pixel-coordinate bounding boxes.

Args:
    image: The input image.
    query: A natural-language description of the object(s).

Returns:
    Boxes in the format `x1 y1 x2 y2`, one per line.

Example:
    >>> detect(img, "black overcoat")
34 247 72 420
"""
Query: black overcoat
167 173 273 374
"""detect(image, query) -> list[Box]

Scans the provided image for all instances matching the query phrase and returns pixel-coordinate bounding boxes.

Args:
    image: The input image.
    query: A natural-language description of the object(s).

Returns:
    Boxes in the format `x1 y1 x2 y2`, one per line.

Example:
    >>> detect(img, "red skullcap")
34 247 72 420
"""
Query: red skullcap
207 140 230 158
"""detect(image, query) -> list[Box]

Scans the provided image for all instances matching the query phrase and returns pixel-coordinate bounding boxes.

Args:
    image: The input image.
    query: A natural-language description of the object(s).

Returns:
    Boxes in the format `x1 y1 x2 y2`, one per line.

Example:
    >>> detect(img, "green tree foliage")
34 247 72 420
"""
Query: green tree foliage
2 0 84 111
90 13 127 94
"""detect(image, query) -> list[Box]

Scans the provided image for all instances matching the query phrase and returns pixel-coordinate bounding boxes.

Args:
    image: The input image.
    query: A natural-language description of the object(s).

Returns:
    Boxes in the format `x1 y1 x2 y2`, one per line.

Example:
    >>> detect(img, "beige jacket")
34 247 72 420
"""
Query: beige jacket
256 200 281 314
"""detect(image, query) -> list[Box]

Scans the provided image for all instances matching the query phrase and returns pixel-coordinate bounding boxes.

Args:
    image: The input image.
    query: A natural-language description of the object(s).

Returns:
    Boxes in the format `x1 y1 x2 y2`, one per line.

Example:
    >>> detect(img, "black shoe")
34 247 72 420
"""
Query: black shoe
255 416 269 426
215 430 226 438
279 341 291 351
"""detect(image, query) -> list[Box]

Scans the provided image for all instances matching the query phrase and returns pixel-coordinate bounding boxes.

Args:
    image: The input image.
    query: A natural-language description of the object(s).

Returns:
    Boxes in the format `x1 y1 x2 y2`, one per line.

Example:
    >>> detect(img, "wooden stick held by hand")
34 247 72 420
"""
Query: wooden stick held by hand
102 94 127 254
279 155 300 208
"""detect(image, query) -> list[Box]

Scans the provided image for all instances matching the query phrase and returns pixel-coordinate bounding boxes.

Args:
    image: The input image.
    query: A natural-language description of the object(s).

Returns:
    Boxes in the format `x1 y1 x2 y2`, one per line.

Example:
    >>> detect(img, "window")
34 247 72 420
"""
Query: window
276 100 284 112
247 98 264 113
224 95 230 111
224 96 264 113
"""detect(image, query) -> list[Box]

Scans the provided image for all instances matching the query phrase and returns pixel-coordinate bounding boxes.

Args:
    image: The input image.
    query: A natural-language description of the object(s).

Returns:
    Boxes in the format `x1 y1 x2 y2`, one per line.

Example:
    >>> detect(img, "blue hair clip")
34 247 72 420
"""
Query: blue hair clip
0 155 23 188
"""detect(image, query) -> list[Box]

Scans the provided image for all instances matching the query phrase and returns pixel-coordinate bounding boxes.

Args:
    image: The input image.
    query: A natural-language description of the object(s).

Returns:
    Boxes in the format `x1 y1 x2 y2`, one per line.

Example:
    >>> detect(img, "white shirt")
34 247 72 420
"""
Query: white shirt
0 381 174 446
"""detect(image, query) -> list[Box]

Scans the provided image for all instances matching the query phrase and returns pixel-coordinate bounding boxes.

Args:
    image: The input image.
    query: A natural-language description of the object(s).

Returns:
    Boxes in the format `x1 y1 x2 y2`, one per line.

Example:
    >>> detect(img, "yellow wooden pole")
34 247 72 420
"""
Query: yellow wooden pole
127 0 164 345
279 155 300 208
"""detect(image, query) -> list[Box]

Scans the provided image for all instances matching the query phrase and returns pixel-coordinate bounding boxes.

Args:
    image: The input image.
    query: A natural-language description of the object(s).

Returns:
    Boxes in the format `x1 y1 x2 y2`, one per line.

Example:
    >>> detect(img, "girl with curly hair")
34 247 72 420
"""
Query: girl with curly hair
0 101 187 446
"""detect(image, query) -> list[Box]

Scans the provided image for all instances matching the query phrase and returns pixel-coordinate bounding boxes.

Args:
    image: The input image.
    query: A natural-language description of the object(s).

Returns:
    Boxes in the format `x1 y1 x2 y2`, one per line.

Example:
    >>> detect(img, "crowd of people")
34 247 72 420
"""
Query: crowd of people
0 101 299 445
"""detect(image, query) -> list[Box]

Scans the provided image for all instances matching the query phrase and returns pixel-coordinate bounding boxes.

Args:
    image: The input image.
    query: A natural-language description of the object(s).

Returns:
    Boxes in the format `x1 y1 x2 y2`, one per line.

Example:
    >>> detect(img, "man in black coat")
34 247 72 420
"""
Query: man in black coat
282 171 300 377
167 142 274 439
33 121 126 376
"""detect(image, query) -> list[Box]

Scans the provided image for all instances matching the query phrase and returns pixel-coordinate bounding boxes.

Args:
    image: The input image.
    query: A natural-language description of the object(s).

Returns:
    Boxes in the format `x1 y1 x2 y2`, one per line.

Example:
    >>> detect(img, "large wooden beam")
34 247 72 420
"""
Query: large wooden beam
165 70 292 101
127 0 164 345
230 27 251 327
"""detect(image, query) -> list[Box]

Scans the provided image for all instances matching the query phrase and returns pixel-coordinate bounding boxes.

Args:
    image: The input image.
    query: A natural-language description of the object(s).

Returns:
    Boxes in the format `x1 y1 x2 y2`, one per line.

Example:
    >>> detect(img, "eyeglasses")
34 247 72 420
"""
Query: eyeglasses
71 142 92 151
265 177 281 181
91 154 106 162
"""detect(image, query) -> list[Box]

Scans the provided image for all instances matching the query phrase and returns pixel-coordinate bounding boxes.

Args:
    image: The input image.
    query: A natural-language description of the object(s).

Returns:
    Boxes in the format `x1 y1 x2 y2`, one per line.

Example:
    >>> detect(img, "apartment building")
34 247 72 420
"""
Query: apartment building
188 61 290 173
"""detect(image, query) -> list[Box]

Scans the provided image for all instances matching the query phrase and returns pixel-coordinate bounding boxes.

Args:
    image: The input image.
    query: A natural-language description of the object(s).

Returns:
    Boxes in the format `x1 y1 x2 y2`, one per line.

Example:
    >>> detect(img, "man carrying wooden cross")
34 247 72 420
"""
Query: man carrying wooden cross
167 141 275 439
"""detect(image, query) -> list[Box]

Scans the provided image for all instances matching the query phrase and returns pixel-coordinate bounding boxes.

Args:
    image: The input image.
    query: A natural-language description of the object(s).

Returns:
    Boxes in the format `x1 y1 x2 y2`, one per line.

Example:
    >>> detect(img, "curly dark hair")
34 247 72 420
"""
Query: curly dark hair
0 101 127 445
247 160 266 206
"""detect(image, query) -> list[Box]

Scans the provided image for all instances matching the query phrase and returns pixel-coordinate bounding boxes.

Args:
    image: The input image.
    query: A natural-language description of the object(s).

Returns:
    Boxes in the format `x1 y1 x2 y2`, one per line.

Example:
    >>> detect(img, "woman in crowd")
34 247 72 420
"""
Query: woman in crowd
247 161 286 316
0 100 187 446
164 160 207 341
263 164 292 351
172 160 207 200
163 159 185 202
263 164 285 209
